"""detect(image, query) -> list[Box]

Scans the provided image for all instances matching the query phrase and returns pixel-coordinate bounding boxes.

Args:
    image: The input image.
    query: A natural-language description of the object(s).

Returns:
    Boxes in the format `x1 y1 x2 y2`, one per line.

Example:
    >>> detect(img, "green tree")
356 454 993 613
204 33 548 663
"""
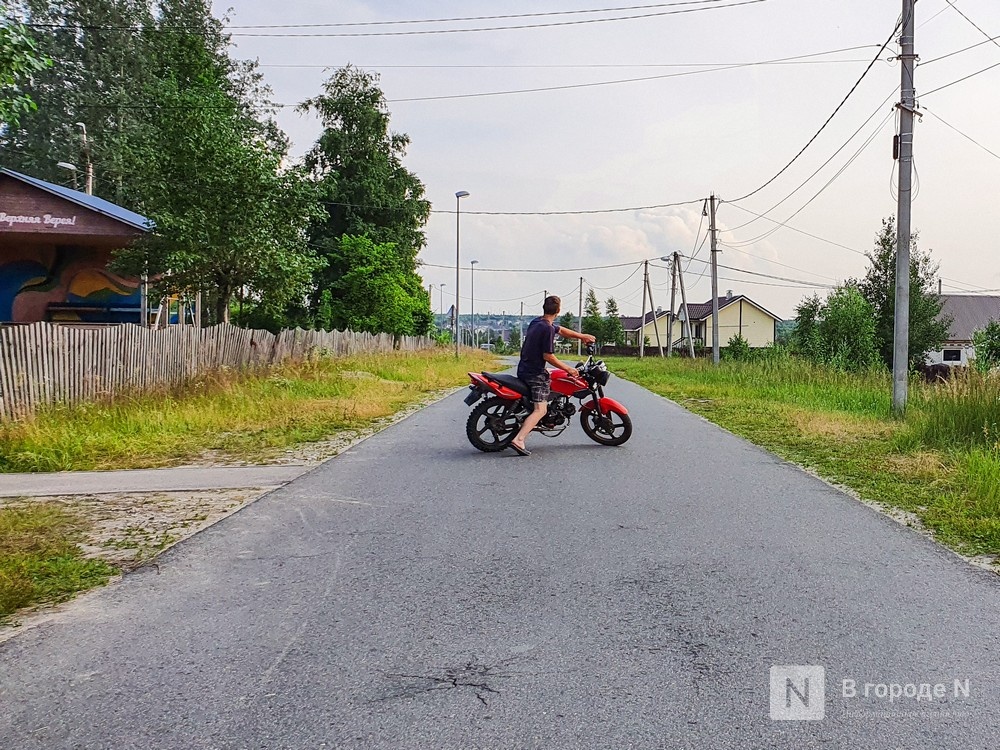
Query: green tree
582 289 604 344
111 0 322 323
603 297 625 346
858 217 951 370
300 66 430 321
323 235 431 337
723 333 751 362
792 293 824 361
0 3 51 129
508 326 522 351
558 311 576 333
817 285 880 372
973 320 1000 374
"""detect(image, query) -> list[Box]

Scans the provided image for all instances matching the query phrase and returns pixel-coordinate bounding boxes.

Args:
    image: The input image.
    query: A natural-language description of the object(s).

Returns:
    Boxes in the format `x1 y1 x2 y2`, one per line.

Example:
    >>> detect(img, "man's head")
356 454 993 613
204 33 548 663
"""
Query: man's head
543 295 561 316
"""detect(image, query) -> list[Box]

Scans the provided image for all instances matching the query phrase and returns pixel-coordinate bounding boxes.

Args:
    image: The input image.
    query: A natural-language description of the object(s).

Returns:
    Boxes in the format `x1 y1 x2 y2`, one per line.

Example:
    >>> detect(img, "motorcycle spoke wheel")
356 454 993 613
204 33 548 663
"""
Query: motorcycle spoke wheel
580 409 632 446
466 397 520 452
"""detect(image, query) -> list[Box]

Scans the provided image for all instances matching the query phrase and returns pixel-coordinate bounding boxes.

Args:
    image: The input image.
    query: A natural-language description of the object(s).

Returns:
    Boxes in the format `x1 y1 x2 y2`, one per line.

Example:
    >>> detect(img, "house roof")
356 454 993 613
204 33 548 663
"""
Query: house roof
1 168 152 231
620 295 782 330
939 294 1000 342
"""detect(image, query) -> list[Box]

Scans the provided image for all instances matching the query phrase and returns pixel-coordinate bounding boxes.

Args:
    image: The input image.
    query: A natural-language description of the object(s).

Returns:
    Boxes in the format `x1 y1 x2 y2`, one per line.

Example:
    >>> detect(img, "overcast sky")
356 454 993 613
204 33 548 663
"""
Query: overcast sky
213 0 1000 320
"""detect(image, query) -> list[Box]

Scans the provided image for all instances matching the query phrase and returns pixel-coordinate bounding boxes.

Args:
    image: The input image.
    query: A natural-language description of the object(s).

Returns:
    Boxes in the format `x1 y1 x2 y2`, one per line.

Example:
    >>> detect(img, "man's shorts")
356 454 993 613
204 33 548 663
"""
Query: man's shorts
522 372 551 404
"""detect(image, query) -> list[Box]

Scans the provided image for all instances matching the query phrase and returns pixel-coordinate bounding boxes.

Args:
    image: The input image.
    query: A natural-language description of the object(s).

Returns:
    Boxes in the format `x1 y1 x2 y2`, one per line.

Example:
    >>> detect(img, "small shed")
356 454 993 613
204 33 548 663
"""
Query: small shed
0 168 151 324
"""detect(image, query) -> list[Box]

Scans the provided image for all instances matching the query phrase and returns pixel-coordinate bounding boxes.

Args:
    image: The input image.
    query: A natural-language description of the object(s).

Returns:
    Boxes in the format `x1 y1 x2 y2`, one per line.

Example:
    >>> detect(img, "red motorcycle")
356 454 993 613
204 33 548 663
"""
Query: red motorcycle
463 347 632 452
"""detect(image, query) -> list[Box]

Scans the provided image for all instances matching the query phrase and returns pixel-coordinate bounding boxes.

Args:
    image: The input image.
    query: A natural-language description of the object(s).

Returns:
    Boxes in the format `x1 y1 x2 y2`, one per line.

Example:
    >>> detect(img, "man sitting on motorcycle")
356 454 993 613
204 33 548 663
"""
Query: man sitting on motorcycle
509 295 596 456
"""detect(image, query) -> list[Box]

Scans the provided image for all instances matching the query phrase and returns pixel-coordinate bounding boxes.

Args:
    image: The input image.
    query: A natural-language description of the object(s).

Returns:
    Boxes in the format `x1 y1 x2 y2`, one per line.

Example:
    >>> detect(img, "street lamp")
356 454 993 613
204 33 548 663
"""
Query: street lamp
56 162 79 191
454 190 470 357
470 259 479 348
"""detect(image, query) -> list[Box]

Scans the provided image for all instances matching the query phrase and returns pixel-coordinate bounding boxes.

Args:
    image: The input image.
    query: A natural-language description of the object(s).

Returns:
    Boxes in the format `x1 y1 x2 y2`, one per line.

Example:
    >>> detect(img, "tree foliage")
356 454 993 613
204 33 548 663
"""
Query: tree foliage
300 66 430 322
603 297 625 346
858 217 950 369
0 3 51 129
323 236 431 337
582 289 604 344
973 320 1000 374
793 285 880 372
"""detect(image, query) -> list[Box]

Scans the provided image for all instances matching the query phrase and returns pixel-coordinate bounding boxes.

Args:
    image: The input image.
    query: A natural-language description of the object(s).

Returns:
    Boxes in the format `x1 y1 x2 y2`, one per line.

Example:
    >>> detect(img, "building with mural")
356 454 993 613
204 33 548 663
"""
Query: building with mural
0 168 151 324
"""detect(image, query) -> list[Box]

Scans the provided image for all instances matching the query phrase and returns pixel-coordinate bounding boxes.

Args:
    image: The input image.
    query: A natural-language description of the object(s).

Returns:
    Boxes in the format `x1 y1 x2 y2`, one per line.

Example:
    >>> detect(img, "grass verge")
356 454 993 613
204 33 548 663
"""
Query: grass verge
607 356 1000 561
0 503 116 623
0 349 497 472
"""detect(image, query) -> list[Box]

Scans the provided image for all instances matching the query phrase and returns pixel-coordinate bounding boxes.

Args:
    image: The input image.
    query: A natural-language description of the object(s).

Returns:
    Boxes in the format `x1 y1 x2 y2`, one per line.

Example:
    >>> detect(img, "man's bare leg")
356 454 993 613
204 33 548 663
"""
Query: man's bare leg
511 401 547 452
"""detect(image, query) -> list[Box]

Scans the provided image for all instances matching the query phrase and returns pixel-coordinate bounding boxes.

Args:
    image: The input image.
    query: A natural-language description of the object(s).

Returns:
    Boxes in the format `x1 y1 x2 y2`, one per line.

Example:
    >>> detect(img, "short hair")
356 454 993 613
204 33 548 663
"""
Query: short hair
543 295 561 315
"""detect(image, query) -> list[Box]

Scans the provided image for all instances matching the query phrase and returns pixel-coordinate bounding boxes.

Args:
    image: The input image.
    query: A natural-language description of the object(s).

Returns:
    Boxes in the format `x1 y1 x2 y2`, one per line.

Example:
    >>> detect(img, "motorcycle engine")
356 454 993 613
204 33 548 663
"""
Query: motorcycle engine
540 395 577 428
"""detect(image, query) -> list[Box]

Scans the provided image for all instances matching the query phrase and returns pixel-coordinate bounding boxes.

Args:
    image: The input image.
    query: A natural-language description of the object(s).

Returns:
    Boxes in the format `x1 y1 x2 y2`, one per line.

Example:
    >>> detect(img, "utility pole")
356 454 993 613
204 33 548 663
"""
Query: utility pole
676 255 696 359
893 0 918 416
639 261 649 358
645 266 664 357
520 301 524 341
578 277 584 357
667 252 678 357
709 194 720 365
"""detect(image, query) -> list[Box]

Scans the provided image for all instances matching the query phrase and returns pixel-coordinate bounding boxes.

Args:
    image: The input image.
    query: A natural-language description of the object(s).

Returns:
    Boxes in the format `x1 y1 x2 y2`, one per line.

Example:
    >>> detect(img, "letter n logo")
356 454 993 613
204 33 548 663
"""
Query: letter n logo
770 665 825 720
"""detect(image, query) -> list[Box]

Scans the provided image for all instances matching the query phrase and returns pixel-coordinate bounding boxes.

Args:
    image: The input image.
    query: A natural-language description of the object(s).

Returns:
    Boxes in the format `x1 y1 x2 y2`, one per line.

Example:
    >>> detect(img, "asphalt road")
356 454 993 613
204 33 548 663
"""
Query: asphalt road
2 373 998 749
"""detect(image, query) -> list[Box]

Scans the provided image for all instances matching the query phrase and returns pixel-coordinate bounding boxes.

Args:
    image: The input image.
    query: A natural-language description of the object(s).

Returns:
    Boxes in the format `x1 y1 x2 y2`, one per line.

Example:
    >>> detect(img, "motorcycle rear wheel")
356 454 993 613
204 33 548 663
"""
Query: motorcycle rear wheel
466 396 522 452
580 408 632 446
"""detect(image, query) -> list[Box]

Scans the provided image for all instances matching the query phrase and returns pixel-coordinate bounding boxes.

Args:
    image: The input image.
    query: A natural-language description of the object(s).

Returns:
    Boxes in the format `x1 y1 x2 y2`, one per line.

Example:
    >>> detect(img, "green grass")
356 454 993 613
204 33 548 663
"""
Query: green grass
607 355 1000 558
0 349 497 473
0 504 116 623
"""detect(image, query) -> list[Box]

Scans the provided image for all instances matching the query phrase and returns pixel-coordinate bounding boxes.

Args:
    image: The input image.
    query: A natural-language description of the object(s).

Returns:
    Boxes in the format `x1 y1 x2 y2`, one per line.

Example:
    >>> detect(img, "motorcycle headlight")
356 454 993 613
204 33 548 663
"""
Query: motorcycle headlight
594 362 610 386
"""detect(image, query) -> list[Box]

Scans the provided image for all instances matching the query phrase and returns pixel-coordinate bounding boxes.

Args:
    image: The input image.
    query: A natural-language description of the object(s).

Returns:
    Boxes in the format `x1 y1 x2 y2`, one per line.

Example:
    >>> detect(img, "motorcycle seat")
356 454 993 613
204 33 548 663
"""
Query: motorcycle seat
482 372 530 397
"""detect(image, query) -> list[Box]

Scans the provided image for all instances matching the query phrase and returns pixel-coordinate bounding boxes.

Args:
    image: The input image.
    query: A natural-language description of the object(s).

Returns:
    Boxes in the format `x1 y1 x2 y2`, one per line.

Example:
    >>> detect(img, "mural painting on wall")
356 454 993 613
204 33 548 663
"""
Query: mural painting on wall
0 244 140 323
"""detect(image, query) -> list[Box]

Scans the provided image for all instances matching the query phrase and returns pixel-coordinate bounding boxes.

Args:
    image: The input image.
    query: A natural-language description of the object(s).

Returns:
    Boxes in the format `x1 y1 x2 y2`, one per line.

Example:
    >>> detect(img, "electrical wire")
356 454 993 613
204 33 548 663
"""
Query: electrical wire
728 18 902 203
923 60 1000 97
419 260 643 273
223 0 771 37
720 87 898 234
943 0 1000 52
670 255 836 288
920 34 1000 66
925 107 1000 161
584 263 644 291
327 198 704 216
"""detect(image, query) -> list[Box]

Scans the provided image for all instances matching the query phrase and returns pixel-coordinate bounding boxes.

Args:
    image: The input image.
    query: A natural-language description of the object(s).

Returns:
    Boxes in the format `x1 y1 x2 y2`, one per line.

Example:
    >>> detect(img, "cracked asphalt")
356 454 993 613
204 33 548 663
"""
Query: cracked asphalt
2 373 999 749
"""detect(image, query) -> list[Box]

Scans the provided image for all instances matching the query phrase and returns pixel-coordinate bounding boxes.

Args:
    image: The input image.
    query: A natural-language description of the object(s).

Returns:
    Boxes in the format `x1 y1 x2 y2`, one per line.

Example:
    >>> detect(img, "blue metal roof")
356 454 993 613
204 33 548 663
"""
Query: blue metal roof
1 168 152 231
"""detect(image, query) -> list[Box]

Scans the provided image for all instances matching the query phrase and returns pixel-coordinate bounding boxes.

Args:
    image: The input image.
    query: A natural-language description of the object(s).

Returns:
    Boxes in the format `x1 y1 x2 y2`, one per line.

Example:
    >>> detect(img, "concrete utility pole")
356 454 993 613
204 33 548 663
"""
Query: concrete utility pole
578 277 584 357
893 0 918 416
709 194 720 365
645 268 664 357
639 261 649 358
667 252 678 357
455 191 469 357
676 254 696 359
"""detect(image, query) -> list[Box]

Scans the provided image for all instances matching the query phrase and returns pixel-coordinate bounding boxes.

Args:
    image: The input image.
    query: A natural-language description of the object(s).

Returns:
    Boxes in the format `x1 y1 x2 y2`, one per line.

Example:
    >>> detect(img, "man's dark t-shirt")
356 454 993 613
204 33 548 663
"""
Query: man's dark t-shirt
518 316 559 380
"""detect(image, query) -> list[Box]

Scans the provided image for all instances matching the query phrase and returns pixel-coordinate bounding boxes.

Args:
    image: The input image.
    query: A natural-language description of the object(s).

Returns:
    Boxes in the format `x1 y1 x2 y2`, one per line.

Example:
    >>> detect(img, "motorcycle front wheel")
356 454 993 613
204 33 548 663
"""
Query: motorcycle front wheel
466 396 522 452
580 408 632 446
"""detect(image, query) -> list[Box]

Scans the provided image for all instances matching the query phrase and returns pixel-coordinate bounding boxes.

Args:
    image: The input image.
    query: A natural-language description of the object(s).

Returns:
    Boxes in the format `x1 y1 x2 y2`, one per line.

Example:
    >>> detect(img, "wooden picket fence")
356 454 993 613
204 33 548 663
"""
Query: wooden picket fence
0 323 435 421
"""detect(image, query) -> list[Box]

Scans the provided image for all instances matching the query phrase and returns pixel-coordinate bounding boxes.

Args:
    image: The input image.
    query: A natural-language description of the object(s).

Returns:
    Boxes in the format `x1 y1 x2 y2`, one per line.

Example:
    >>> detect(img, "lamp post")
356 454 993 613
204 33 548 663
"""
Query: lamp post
470 259 479 349
455 190 469 356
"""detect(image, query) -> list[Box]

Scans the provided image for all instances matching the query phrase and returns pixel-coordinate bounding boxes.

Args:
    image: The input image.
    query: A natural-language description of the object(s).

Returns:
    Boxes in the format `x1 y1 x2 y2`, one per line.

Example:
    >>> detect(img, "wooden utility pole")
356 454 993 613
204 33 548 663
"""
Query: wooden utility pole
645 268 664 357
893 0 918 415
677 255 696 358
667 252 678 357
639 262 649 358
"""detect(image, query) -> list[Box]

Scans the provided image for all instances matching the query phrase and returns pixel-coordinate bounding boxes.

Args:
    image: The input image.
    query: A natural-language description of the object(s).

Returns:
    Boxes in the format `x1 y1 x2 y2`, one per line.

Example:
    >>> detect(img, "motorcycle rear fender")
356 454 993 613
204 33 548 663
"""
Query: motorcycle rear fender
467 372 523 401
581 396 628 416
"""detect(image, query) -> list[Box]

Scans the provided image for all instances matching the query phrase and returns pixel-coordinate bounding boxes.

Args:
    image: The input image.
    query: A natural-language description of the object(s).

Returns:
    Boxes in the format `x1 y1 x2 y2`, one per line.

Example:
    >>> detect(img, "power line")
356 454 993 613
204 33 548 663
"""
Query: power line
943 0 1000 53
721 87 898 234
386 47 889 103
919 33 1000 66
924 108 1000 161
328 198 704 216
728 18 902 203
223 0 771 37
922 60 1000 97
420 260 643 273
665 256 836 288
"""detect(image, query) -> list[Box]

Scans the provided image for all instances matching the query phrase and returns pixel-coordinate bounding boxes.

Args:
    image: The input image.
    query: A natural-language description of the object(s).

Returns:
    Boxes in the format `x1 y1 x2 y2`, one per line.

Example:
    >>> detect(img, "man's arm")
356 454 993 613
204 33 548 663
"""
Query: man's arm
556 326 596 344
543 352 578 376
